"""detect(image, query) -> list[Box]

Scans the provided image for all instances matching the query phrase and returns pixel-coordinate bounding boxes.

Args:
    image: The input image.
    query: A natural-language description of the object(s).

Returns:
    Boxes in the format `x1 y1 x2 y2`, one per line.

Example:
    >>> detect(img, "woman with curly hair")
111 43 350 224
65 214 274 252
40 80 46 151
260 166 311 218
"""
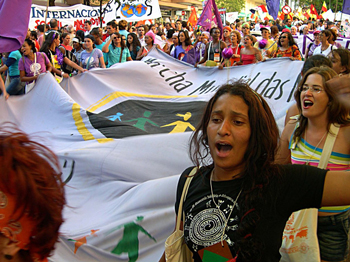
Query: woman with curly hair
126 32 141 61
277 66 350 262
0 125 65 262
273 31 302 60
159 79 350 262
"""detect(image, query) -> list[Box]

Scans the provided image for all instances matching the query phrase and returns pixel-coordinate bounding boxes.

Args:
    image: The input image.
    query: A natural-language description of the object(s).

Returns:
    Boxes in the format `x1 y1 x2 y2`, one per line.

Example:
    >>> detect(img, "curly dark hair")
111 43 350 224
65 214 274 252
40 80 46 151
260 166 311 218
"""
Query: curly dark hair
293 66 350 142
126 32 141 52
0 124 65 261
190 80 280 261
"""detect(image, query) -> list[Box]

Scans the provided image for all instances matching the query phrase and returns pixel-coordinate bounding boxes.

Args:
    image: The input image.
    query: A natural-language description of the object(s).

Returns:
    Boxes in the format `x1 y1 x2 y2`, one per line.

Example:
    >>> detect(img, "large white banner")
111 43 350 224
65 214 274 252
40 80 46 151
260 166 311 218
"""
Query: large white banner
0 49 303 261
29 1 161 30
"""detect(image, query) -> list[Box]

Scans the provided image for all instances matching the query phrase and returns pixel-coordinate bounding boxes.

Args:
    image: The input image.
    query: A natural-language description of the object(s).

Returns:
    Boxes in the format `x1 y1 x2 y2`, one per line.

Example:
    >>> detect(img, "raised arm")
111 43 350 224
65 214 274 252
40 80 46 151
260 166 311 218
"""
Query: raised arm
102 37 113 53
275 120 295 164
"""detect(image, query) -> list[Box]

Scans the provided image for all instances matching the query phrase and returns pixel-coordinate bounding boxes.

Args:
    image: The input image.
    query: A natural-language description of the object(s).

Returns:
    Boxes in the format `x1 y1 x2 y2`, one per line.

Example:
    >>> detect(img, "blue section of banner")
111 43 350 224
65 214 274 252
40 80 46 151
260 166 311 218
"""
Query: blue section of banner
266 0 279 19
343 0 350 15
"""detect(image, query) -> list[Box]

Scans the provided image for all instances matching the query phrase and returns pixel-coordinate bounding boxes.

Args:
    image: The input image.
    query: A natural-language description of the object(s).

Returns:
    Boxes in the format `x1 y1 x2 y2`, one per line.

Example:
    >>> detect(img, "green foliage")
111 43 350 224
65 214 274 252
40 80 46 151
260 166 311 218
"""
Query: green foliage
298 0 343 13
215 0 245 13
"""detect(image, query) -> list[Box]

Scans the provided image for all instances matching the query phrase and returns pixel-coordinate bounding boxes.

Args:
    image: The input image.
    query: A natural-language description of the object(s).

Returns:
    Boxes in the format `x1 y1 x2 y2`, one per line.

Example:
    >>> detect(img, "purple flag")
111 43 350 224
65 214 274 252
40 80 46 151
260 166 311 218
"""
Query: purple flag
266 0 279 20
343 0 350 15
197 0 223 36
0 0 31 53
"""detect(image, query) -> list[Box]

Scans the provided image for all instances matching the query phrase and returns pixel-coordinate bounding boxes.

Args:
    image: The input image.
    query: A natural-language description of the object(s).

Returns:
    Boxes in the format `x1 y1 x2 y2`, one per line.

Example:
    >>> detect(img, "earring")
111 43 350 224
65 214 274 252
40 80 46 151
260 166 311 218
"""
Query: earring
4 254 13 260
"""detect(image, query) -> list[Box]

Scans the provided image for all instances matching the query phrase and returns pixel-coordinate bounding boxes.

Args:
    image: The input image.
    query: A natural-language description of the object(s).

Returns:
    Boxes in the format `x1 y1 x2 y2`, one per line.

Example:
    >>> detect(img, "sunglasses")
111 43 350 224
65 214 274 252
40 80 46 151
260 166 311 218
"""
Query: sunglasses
280 36 287 39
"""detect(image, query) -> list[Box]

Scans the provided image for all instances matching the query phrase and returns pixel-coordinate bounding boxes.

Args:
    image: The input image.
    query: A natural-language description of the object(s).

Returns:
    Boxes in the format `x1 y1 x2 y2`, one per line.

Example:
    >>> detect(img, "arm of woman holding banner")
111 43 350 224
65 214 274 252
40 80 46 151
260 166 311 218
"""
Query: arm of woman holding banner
0 77 9 100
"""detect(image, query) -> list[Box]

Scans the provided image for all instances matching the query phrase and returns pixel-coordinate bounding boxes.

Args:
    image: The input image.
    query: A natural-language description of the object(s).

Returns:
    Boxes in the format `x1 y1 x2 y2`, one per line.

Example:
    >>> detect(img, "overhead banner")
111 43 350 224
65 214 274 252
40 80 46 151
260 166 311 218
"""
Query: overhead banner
0 49 303 262
29 1 161 30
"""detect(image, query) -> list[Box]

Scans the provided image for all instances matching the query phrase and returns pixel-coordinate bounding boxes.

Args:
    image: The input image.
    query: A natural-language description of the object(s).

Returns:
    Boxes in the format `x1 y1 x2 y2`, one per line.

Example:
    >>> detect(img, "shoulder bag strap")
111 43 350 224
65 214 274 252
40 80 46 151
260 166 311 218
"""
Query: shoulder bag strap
318 124 340 169
207 42 212 59
119 47 124 63
175 167 198 230
86 49 95 70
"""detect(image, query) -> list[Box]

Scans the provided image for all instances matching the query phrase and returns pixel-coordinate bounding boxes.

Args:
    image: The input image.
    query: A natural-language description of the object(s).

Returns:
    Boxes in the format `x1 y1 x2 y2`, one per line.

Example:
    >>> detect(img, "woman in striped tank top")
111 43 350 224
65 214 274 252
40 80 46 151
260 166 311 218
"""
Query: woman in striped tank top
277 66 350 262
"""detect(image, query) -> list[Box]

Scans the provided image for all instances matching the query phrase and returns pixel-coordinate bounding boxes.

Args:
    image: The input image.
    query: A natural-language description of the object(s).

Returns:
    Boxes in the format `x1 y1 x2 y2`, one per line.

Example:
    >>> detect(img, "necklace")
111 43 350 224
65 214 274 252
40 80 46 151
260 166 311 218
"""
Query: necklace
210 170 242 246
304 127 328 165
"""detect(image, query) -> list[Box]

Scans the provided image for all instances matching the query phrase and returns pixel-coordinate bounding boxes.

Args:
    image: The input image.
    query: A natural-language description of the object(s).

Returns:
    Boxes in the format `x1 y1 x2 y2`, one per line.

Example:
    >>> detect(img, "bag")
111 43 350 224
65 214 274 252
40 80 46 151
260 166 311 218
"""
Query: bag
60 46 78 74
280 124 340 262
24 53 39 93
25 81 36 93
164 167 197 262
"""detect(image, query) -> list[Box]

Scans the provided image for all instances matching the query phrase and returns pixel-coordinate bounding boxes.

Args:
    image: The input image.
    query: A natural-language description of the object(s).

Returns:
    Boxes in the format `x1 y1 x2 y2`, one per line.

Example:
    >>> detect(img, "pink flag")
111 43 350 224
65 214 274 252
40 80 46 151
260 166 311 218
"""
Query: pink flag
0 0 31 52
197 0 223 35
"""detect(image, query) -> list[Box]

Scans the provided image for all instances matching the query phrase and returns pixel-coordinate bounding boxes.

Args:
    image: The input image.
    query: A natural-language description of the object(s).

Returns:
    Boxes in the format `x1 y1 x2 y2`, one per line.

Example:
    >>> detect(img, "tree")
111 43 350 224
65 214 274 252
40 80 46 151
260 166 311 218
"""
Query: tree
216 0 245 13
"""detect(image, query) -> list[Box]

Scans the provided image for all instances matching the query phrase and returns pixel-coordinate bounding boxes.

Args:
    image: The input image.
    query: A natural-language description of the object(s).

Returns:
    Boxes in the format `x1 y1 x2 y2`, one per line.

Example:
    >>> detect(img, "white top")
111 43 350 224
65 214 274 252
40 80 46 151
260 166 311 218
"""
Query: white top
313 44 337 57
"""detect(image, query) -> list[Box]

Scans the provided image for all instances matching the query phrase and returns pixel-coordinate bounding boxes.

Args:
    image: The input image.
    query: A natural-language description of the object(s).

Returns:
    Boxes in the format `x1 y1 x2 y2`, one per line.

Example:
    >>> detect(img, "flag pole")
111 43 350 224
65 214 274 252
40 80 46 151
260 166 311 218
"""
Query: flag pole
43 0 50 41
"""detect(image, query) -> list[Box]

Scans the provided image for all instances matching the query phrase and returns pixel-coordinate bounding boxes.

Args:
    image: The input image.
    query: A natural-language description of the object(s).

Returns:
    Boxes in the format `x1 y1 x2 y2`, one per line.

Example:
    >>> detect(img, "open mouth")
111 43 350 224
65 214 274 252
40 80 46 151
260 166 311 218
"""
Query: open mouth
303 99 314 109
215 142 233 157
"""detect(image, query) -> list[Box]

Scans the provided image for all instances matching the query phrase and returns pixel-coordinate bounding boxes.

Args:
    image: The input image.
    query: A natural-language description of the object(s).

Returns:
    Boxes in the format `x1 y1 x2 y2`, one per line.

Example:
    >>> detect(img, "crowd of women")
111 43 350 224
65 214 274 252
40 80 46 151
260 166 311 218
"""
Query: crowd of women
1 16 350 262
0 17 348 99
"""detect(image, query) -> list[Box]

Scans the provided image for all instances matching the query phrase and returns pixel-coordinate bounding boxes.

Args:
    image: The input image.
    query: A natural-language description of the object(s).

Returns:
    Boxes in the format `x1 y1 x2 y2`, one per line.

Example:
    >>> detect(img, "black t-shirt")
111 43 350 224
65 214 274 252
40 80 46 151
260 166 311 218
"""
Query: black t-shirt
175 165 326 262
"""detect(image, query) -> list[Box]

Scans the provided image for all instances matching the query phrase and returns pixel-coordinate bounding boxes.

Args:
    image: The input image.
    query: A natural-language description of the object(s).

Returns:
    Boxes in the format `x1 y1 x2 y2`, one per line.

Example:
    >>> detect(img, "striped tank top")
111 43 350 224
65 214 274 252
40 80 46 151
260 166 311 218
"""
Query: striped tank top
290 132 350 213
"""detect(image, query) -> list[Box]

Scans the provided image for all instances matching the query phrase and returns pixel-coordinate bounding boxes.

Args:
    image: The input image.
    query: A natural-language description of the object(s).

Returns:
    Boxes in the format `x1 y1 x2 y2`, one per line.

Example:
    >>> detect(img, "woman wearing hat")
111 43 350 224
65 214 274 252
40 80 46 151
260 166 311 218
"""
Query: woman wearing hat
313 29 337 57
136 31 160 60
80 34 106 69
305 30 321 59
72 36 84 64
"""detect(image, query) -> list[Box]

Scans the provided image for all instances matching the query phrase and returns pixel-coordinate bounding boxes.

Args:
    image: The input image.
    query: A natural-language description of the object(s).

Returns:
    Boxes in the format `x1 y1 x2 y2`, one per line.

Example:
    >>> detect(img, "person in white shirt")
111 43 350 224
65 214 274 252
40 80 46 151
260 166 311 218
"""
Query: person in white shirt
313 29 337 57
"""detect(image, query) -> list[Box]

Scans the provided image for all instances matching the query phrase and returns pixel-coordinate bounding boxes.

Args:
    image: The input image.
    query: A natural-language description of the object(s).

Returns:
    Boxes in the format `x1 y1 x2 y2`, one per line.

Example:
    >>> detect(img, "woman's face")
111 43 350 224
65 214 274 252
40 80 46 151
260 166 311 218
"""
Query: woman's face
230 33 237 43
314 34 320 43
300 73 329 119
303 27 309 35
207 94 251 175
279 33 289 47
127 35 133 44
179 32 186 43
223 29 230 38
112 34 121 44
291 27 297 35
172 36 178 45
73 41 80 50
145 35 152 45
63 35 71 45
211 29 220 40
329 52 345 74
319 32 329 44
243 36 252 47
21 42 31 56
84 38 93 49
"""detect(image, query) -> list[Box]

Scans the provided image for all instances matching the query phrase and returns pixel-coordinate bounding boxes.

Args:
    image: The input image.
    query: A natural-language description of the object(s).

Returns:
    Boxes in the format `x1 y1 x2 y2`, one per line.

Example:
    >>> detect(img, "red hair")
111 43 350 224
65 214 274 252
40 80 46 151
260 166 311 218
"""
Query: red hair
0 124 65 260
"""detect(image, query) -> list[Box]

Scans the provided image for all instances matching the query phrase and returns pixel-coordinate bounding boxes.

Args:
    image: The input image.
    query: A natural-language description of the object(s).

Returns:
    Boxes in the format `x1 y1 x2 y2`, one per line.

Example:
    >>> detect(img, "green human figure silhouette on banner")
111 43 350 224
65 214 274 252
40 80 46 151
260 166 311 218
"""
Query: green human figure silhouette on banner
161 112 195 133
111 216 156 262
124 111 159 131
